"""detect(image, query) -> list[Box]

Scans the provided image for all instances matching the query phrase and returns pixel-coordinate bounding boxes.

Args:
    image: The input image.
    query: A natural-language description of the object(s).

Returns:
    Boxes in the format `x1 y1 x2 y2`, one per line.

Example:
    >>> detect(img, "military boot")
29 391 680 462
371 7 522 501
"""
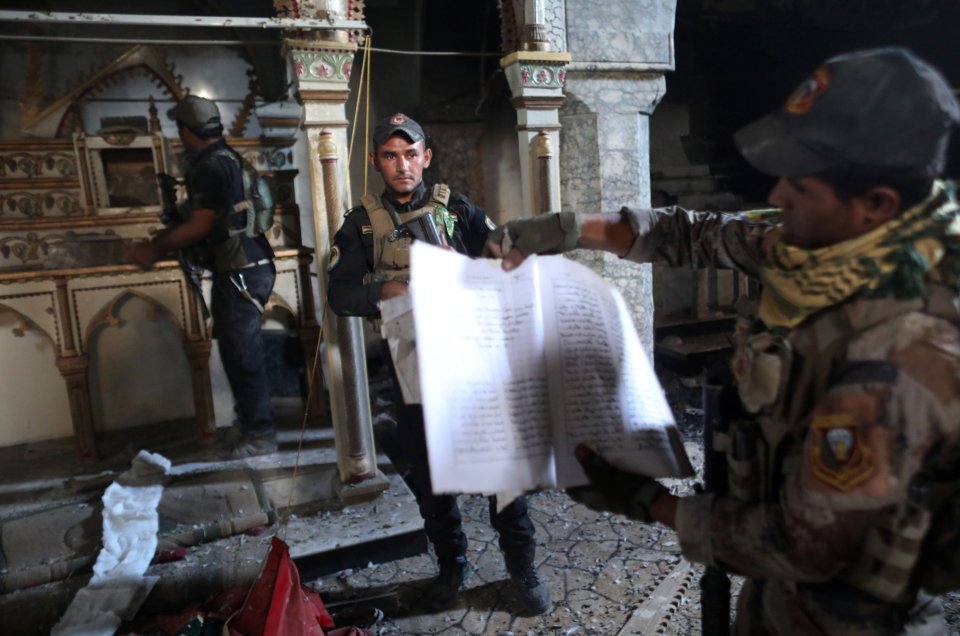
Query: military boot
426 556 471 610
509 565 552 615
218 426 278 459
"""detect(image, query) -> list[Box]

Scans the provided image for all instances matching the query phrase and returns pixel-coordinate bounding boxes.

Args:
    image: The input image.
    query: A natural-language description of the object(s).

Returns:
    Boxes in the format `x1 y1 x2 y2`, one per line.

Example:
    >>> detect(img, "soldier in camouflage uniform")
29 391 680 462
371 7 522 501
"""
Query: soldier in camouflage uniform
486 48 960 635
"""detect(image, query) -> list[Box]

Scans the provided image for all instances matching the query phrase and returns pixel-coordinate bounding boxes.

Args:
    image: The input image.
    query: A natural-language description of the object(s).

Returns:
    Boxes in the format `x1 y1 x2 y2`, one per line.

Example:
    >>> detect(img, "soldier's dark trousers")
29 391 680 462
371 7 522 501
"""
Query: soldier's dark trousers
397 402 537 573
211 262 276 439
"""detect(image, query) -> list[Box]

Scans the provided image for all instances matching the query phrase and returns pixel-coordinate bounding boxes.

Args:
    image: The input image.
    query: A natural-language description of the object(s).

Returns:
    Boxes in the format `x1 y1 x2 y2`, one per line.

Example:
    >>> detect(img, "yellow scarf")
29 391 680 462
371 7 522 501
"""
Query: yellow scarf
759 181 960 329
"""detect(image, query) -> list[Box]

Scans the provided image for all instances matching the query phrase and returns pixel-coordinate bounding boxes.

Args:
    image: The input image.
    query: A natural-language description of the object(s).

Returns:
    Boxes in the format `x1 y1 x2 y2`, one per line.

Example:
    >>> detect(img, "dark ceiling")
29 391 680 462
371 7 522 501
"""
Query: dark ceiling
672 0 960 200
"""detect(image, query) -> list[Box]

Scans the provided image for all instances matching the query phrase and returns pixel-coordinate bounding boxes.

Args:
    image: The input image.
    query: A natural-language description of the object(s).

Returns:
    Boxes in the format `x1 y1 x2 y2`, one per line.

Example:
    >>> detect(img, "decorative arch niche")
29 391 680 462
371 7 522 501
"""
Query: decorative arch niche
0 304 72 445
20 45 186 138
85 291 194 432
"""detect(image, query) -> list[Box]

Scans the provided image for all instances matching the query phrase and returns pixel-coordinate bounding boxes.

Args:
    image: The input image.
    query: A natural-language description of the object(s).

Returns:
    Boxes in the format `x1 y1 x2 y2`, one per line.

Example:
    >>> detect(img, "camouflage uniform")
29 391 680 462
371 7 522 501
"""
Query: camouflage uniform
620 203 960 635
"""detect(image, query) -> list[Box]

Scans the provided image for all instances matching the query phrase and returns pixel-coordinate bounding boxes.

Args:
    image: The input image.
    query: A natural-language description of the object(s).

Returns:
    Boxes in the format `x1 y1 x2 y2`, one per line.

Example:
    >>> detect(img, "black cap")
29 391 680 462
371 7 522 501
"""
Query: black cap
372 113 425 146
734 47 960 178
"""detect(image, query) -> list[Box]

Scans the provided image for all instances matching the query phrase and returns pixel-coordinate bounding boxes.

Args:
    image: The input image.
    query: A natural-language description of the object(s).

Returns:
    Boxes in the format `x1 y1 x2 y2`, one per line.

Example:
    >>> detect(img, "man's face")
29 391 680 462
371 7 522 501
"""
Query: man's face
767 176 870 249
176 122 197 153
370 134 432 203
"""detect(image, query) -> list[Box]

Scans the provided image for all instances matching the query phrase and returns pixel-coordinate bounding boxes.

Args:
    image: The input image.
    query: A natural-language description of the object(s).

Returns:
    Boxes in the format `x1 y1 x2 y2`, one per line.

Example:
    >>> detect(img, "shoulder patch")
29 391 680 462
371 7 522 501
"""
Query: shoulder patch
810 412 874 492
805 392 890 496
361 224 373 235
327 245 341 271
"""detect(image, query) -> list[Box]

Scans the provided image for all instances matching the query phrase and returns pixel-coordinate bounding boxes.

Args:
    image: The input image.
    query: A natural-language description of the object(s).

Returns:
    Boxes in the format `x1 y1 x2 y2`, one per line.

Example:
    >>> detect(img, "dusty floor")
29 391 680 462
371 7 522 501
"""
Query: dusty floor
0 406 425 635
304 363 722 636
311 484 716 636
308 362 960 636
3 359 960 635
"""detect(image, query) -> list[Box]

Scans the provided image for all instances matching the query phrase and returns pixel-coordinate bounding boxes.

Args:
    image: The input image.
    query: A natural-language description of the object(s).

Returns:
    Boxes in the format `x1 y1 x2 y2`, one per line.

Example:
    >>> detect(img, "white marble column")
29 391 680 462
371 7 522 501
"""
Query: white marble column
501 51 571 217
500 0 571 217
285 24 388 500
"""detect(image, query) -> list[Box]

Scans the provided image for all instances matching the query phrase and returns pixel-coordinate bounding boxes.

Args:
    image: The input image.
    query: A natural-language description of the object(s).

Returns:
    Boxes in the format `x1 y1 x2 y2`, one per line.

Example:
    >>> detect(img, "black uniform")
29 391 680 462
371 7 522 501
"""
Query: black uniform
188 139 275 440
327 182 537 573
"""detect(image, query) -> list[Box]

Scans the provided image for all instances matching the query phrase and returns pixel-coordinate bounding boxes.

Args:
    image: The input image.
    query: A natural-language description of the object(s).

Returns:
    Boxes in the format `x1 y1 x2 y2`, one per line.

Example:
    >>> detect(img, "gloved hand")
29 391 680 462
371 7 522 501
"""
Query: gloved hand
566 445 668 523
487 211 581 259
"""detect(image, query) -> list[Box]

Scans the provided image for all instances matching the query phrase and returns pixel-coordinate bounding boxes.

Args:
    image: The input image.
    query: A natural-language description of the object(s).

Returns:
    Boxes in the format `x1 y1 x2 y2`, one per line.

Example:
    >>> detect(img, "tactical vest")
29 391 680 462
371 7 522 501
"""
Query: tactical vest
723 279 960 603
187 148 273 272
361 184 451 284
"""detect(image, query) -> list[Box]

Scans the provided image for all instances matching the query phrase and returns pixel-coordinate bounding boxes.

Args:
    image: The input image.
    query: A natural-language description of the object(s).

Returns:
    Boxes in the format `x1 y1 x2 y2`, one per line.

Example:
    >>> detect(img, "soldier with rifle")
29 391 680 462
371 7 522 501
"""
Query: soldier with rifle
485 47 960 635
327 113 552 615
128 95 278 459
156 172 210 319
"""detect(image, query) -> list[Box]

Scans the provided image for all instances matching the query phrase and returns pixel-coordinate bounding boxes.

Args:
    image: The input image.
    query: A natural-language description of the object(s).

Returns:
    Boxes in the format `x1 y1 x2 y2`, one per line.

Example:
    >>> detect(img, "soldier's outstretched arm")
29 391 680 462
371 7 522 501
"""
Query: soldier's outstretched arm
483 211 633 270
485 206 768 276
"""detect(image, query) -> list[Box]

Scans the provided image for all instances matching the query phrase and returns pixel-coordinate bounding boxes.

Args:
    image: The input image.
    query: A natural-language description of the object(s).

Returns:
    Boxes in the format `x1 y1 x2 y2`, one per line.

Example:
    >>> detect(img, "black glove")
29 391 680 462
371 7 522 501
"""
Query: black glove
566 445 667 523
488 211 581 257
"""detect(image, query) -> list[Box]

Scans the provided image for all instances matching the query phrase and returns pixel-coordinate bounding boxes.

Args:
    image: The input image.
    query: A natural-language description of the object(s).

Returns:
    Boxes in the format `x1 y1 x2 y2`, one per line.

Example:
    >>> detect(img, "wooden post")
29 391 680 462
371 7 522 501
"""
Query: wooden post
535 131 556 214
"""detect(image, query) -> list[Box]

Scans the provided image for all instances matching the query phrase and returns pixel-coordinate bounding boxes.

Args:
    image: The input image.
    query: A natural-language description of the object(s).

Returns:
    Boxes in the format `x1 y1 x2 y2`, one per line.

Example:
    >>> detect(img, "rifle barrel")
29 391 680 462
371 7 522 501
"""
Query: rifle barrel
701 382 731 636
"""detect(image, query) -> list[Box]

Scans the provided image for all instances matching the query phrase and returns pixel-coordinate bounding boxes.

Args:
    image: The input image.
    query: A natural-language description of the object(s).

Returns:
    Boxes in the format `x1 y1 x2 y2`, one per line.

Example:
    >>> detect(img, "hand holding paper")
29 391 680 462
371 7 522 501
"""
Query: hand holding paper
403 242 692 494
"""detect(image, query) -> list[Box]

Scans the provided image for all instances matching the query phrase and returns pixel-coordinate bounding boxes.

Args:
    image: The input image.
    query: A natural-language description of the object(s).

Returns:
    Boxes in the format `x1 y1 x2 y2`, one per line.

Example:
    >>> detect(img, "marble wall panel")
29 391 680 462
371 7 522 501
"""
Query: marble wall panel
544 0 569 52
564 0 677 66
559 70 668 354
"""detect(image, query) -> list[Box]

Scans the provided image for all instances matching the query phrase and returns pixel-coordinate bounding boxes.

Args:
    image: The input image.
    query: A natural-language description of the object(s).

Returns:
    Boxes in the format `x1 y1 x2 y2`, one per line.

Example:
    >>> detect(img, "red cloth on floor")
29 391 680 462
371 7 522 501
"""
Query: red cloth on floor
227 537 336 636
123 537 371 636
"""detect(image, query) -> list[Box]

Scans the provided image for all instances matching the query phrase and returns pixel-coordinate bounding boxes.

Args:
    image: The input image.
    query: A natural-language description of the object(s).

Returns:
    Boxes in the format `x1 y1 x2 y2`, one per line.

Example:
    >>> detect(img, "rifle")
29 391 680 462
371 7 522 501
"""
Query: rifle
402 210 448 246
382 198 448 247
700 366 732 636
157 173 211 319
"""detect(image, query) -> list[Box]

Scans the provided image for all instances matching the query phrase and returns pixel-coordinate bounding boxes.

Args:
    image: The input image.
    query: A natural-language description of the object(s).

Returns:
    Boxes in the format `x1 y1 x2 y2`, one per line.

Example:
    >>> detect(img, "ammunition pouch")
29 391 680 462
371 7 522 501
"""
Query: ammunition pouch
209 236 249 273
841 497 931 603
363 267 410 286
362 184 452 281
721 418 763 503
732 316 792 415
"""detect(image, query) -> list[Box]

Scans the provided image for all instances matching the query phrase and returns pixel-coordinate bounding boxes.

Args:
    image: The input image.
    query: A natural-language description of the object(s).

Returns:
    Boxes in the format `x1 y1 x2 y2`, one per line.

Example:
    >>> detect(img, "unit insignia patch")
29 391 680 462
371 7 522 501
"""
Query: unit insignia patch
809 412 876 492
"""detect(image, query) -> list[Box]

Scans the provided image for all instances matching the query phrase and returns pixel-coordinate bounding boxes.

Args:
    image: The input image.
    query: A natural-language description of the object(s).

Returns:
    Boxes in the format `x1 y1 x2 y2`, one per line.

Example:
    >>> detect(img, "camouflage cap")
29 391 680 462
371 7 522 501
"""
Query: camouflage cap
372 113 425 146
167 95 222 134
735 47 960 178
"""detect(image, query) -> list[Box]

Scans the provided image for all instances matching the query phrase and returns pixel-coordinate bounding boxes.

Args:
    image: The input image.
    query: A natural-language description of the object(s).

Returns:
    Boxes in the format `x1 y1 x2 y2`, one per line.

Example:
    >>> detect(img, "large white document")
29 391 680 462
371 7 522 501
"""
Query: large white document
405 242 693 494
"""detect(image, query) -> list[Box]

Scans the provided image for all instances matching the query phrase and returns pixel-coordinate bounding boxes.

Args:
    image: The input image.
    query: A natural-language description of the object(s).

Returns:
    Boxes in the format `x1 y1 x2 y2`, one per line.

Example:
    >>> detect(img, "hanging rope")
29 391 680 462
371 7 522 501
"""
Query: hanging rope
346 34 374 198
277 325 324 541
364 37 373 195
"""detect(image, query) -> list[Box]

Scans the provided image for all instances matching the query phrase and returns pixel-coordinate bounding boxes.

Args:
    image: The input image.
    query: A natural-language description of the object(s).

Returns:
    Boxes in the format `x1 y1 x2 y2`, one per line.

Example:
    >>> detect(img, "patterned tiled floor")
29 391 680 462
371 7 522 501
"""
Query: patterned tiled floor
306 366 724 636
311 448 725 636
